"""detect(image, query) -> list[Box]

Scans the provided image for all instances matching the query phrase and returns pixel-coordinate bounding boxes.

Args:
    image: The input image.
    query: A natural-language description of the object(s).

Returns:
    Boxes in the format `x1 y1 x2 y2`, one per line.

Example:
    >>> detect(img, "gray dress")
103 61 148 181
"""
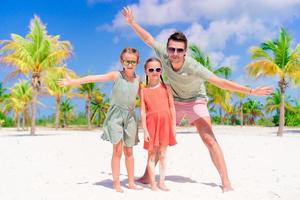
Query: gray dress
101 71 139 147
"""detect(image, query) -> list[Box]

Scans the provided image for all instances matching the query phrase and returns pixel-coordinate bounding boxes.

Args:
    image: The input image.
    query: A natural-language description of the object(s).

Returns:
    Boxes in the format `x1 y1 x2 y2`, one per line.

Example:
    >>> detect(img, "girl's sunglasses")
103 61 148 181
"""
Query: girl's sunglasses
147 67 162 73
123 60 137 66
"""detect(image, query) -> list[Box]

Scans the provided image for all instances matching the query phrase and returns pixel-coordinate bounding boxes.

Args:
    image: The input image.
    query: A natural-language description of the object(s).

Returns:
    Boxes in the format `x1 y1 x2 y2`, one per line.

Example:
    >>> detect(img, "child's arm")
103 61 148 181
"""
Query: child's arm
166 85 176 136
140 88 150 142
57 71 119 87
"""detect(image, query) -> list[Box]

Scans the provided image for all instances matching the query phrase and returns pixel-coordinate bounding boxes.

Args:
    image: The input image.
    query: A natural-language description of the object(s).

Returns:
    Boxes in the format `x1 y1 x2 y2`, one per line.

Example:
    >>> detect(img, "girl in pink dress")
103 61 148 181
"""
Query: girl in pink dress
140 57 177 191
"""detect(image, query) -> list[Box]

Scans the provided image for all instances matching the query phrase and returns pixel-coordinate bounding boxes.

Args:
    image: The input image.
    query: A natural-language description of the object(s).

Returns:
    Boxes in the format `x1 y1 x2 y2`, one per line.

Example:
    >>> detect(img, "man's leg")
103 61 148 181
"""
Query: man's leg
193 117 233 192
137 151 159 184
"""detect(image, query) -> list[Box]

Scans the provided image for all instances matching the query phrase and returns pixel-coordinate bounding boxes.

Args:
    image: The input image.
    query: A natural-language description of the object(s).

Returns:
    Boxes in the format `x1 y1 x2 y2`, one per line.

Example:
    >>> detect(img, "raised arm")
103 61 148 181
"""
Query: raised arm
122 6 155 47
57 71 119 87
207 75 273 96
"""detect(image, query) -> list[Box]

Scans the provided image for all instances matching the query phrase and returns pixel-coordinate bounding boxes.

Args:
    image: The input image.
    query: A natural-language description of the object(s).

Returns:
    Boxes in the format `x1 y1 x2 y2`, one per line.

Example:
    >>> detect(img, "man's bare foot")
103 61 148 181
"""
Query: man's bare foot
128 183 143 190
113 181 124 193
136 175 150 184
158 182 170 192
222 183 234 192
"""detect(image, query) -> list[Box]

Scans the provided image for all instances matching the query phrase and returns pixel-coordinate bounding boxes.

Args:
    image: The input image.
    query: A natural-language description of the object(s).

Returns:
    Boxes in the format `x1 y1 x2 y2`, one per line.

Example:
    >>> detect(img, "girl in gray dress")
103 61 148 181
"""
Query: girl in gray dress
58 47 142 193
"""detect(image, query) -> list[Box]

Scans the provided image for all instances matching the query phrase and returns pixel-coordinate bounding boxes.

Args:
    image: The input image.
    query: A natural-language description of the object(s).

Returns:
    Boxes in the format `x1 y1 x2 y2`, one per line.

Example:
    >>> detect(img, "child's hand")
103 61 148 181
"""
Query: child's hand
57 74 72 87
122 6 134 25
144 132 150 142
172 123 176 137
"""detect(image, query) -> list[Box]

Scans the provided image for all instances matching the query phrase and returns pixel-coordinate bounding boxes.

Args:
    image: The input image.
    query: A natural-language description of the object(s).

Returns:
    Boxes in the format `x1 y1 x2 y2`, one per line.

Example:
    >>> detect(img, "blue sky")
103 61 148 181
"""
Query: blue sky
1 0 300 117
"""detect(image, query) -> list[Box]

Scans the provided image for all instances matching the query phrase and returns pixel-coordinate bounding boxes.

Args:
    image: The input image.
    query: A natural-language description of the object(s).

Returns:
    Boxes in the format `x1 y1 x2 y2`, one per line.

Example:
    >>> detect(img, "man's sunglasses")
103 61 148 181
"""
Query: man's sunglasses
123 60 137 66
167 47 185 54
147 67 162 73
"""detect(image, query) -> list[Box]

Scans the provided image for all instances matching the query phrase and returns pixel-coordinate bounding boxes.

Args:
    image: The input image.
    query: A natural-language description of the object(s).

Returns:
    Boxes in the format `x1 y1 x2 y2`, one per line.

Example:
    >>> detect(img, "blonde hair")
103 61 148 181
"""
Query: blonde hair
120 47 140 62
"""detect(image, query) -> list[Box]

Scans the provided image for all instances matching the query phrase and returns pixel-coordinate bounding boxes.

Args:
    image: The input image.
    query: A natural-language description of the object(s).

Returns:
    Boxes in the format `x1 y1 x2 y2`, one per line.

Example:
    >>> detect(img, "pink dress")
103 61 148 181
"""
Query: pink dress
142 84 177 150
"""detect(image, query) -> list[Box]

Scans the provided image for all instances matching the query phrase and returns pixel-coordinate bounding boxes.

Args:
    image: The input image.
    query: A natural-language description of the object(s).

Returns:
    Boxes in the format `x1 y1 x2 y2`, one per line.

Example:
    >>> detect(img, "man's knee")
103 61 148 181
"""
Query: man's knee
201 134 218 149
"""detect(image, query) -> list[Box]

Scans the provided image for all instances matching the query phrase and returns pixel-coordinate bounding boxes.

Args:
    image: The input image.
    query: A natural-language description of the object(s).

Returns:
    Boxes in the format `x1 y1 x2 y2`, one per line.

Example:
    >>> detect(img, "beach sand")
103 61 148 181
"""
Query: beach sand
0 125 299 200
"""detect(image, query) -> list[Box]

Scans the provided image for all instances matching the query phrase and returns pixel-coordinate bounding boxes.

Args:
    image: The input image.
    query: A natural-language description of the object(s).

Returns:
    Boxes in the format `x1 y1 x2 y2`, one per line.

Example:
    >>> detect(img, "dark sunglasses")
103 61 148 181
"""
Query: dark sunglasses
167 47 185 54
147 67 162 73
123 60 137 66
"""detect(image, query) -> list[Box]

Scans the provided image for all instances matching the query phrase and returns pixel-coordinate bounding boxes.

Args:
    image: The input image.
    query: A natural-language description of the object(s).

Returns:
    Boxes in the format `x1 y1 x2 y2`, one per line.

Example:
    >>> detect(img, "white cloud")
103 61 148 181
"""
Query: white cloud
101 0 300 82
220 55 240 71
183 17 275 52
107 60 122 72
155 28 177 44
104 0 300 30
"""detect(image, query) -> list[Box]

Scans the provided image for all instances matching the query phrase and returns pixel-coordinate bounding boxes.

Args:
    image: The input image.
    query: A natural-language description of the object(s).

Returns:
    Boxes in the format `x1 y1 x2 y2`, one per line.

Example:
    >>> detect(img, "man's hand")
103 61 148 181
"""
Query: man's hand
122 6 135 25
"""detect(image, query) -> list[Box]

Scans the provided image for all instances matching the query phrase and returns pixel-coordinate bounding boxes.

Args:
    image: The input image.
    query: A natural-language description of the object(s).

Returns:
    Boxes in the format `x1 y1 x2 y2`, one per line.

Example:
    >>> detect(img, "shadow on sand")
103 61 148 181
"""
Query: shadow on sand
165 175 198 183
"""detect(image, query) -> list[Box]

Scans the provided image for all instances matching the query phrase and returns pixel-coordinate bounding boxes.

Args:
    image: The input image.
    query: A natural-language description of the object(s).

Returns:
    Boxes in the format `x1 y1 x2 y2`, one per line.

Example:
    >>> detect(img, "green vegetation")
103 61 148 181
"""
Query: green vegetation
0 17 299 136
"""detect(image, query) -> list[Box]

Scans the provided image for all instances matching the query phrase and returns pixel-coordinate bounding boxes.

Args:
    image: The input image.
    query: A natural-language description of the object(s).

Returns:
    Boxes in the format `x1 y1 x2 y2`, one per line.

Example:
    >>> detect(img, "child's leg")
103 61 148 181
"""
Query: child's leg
158 145 169 191
123 146 142 190
147 149 158 191
112 141 123 192
137 151 159 184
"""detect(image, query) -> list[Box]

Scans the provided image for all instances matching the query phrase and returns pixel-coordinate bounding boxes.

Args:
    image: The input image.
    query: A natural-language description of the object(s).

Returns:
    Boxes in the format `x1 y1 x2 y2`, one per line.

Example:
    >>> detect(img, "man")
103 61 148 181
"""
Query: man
122 6 273 192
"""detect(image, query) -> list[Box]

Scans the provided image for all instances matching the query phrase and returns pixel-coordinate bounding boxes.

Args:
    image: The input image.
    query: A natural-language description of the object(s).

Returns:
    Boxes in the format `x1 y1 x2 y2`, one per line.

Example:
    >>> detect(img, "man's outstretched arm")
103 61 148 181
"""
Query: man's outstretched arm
208 75 273 96
122 6 156 48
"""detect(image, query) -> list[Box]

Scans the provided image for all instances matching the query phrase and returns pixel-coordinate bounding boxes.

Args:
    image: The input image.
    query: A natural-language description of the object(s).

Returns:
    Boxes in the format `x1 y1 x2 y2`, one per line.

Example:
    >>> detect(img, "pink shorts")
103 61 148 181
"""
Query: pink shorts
174 99 210 125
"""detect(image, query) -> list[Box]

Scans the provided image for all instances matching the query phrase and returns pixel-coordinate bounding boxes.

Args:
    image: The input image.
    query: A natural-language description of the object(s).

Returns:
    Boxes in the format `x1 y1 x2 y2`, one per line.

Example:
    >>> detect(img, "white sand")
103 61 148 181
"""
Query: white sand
0 126 300 200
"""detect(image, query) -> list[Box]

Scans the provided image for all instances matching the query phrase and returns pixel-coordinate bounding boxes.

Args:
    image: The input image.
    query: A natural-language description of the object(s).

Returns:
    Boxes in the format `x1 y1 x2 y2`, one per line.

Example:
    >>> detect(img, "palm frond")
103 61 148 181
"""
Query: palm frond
247 60 281 77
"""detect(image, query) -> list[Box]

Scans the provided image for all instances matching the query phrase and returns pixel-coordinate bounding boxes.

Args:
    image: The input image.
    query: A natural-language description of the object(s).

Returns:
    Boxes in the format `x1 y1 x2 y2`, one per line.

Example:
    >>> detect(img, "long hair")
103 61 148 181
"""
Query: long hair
144 57 164 86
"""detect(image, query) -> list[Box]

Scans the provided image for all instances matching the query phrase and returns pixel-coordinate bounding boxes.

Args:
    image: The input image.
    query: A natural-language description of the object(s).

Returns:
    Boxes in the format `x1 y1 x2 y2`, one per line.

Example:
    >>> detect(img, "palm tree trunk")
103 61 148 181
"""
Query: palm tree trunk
219 108 223 125
22 112 25 131
30 89 38 135
240 104 243 127
17 113 20 131
55 97 61 130
86 97 91 129
24 106 30 131
98 110 101 127
277 79 287 136
277 91 285 136
63 114 67 127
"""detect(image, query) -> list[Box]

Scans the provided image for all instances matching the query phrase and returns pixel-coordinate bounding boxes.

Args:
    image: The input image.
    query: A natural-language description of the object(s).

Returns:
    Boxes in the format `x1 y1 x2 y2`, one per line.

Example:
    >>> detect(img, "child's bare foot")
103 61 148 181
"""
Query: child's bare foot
128 183 143 190
136 175 150 184
150 182 159 191
222 182 234 192
113 181 124 193
158 182 170 191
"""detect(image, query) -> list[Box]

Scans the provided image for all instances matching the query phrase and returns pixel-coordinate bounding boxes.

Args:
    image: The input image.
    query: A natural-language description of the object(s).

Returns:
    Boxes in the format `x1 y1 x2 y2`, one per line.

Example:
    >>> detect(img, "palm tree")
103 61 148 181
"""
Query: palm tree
0 15 72 135
190 44 233 123
243 98 264 125
2 95 23 130
234 92 248 127
60 98 74 128
0 82 9 110
2 80 32 130
44 67 76 129
247 28 300 136
12 80 32 130
265 88 296 124
91 91 109 127
77 82 99 129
